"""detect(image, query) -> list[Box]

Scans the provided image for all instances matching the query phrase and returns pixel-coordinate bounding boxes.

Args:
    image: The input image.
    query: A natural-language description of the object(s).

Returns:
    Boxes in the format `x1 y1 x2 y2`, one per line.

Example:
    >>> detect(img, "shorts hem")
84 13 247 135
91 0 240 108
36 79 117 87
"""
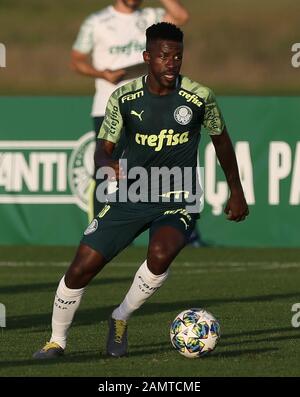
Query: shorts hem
80 241 109 262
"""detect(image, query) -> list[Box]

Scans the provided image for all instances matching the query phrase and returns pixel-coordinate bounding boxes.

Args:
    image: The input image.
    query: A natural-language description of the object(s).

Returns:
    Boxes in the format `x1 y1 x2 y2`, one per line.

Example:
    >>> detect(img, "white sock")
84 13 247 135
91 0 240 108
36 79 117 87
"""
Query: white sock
112 260 169 321
50 276 85 350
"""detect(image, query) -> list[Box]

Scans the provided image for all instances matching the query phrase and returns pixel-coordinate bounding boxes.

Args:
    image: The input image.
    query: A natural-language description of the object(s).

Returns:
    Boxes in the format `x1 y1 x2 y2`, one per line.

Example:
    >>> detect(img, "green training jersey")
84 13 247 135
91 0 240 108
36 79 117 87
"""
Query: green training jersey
98 75 225 208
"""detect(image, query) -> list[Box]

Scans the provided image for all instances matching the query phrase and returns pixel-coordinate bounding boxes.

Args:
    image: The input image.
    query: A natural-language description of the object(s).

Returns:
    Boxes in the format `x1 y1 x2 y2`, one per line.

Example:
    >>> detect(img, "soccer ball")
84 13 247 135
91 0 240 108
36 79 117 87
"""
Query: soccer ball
170 308 220 358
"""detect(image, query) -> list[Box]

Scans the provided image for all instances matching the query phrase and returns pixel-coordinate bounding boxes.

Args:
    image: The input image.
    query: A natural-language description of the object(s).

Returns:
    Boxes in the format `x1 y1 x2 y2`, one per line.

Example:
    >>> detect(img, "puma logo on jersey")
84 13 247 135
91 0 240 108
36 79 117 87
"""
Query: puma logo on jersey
135 129 189 151
131 110 144 121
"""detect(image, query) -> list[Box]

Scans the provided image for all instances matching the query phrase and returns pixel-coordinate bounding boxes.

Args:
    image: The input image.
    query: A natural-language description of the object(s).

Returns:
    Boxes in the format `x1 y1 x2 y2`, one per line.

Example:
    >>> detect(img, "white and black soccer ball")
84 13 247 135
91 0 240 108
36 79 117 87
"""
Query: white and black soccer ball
170 308 220 358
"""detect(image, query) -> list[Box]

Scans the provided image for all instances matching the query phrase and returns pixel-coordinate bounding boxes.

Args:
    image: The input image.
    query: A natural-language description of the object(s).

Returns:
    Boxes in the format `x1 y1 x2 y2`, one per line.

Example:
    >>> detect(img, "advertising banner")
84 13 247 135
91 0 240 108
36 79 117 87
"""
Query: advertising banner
0 97 299 247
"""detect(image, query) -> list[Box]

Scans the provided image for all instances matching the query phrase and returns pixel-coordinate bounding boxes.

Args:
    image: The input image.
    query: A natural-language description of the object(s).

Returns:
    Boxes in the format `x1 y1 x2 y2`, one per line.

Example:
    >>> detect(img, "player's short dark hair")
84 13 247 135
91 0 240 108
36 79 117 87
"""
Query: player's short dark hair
146 22 183 50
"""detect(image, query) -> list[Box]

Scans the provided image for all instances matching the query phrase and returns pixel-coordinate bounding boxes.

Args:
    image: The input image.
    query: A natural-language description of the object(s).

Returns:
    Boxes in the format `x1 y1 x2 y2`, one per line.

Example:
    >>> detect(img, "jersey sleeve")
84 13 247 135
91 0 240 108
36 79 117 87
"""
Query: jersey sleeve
98 91 124 144
72 15 94 54
203 88 225 135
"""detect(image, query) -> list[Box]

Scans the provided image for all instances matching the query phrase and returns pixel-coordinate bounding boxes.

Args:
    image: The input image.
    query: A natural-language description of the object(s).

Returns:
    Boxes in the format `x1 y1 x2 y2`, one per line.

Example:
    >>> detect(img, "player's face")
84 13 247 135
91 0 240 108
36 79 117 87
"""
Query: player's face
120 0 143 10
143 40 183 90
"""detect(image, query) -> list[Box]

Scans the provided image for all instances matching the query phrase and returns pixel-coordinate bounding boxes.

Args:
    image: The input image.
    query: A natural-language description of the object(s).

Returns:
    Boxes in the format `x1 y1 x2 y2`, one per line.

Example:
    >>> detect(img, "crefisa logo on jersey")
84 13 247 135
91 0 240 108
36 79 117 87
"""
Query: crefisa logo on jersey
174 106 193 125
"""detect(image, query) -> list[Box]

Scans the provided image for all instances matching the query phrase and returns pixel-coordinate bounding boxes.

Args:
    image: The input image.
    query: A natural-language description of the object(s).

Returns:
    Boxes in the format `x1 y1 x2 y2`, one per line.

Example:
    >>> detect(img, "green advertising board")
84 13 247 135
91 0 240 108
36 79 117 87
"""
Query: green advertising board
0 97 299 247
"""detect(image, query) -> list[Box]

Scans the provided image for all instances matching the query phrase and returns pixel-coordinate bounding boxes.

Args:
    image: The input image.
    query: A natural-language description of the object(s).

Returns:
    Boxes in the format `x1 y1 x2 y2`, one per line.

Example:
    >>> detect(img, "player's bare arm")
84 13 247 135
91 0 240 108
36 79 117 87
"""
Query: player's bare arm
70 50 126 83
161 0 189 26
211 127 249 222
94 139 125 180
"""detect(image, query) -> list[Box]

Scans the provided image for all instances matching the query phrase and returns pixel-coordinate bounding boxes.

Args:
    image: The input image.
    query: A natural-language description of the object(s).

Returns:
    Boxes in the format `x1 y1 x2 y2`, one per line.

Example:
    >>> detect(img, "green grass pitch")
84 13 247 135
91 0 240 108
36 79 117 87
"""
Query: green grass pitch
0 246 300 377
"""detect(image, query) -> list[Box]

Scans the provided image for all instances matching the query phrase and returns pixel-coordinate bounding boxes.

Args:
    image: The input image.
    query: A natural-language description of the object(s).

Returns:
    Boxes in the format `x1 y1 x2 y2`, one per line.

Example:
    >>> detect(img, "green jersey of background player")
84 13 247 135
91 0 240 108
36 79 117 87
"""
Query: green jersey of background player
33 22 249 360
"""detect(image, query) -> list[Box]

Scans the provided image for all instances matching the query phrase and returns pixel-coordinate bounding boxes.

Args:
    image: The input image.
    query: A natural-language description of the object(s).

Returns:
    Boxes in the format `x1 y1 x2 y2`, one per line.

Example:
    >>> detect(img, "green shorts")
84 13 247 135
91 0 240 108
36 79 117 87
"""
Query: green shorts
81 202 198 262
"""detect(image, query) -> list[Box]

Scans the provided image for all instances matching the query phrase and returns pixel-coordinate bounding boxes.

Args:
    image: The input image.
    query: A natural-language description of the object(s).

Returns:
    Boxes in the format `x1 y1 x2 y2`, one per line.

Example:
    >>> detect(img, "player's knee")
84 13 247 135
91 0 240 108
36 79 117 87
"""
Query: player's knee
149 240 168 260
65 244 106 287
147 241 176 272
65 262 88 288
65 256 104 288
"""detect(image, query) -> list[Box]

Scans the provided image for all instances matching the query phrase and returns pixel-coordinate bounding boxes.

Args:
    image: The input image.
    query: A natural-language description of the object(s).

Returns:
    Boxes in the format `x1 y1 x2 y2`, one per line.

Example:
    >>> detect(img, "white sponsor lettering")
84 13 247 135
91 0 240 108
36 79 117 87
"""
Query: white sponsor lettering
205 142 255 215
269 141 300 205
205 143 229 215
0 152 67 192
0 132 95 212
235 142 256 205
0 303 6 328
269 142 291 205
289 142 300 205
1 136 299 213
0 43 6 67
291 303 300 328
291 43 300 68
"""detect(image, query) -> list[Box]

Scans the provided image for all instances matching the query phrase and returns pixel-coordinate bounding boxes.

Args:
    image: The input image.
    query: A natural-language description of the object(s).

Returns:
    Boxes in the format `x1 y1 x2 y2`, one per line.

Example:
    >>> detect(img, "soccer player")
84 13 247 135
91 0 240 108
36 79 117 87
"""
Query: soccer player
33 22 249 359
71 0 205 247
71 0 189 220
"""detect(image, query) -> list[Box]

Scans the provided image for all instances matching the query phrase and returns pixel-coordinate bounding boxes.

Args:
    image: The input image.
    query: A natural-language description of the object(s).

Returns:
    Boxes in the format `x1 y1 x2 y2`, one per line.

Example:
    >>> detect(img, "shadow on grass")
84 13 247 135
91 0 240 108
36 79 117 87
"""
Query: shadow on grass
0 322 295 371
220 332 300 347
0 345 278 370
131 327 300 349
0 277 132 295
5 290 300 331
220 326 300 339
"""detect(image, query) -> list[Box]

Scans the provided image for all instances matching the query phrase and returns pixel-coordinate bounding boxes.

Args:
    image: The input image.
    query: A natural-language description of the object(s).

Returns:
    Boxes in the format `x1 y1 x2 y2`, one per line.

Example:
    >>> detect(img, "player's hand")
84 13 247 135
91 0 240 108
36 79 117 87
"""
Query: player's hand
224 191 249 222
105 160 126 181
102 69 126 84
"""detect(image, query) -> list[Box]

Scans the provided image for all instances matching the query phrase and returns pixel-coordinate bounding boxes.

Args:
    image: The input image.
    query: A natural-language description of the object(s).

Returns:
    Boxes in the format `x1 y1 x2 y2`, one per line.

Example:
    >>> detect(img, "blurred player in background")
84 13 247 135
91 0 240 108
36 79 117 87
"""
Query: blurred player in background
71 0 205 246
33 22 249 360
